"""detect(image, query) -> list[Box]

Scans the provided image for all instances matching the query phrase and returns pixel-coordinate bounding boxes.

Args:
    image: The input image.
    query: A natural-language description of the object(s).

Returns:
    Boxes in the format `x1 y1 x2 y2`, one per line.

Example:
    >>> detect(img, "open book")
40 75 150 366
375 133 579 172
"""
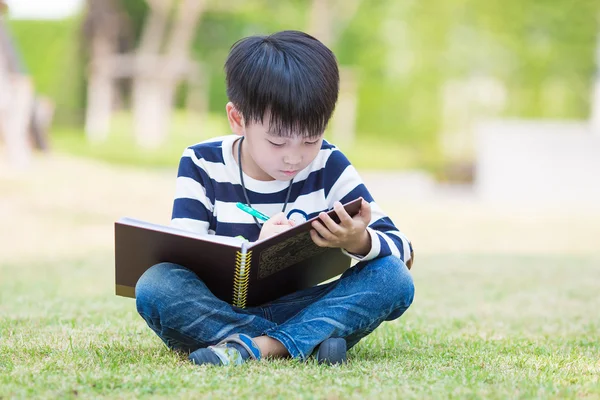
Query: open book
115 198 362 308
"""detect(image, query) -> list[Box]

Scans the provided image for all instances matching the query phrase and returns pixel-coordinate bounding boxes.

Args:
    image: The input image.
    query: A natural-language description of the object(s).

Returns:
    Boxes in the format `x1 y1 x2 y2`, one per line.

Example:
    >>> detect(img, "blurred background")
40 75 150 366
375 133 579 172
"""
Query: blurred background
1 0 599 263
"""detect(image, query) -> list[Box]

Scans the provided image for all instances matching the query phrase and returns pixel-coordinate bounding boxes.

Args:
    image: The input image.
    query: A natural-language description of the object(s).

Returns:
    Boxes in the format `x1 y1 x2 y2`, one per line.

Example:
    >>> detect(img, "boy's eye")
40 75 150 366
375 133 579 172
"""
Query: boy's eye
268 141 284 147
305 140 320 145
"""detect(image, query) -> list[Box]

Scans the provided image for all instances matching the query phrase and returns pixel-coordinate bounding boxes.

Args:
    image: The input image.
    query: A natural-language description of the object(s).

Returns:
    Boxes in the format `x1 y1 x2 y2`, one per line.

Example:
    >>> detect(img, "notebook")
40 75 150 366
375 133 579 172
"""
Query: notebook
114 198 363 308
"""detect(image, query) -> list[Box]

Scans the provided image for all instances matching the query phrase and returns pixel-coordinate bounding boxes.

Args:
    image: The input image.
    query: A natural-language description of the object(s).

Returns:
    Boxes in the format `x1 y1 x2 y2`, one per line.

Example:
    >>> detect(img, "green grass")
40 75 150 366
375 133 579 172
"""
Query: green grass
1 254 599 399
50 111 436 172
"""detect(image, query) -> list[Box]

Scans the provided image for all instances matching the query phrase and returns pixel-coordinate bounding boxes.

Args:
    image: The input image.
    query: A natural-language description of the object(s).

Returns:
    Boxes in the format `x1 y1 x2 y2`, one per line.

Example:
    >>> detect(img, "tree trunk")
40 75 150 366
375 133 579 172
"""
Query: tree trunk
132 0 173 148
308 0 333 46
133 73 172 148
330 67 357 147
2 75 34 167
0 18 33 167
132 0 206 149
85 34 114 141
185 61 209 117
83 0 122 142
308 0 361 147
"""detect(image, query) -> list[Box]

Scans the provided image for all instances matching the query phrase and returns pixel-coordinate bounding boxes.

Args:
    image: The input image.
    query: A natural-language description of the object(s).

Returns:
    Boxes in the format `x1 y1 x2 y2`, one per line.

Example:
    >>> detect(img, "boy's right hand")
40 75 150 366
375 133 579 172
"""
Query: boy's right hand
258 212 295 240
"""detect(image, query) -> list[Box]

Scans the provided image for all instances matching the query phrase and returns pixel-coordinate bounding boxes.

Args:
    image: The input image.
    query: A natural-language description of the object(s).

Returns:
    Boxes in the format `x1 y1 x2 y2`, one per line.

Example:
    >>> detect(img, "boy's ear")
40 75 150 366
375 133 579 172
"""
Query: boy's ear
226 102 245 135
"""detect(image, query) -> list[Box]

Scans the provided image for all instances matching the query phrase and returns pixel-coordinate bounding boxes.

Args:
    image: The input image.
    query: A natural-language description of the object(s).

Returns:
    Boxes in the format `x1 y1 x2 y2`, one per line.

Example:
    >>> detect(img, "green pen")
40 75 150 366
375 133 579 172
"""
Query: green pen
236 202 270 222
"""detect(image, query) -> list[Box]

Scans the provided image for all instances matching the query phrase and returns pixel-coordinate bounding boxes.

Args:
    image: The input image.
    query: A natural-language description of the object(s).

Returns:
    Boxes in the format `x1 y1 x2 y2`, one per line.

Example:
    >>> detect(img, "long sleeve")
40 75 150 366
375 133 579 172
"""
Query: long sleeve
170 147 215 234
324 149 413 266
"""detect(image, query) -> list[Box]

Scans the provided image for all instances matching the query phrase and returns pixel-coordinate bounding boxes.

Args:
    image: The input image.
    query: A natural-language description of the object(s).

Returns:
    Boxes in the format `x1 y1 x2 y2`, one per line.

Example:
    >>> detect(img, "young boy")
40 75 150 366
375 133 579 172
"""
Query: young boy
135 30 414 366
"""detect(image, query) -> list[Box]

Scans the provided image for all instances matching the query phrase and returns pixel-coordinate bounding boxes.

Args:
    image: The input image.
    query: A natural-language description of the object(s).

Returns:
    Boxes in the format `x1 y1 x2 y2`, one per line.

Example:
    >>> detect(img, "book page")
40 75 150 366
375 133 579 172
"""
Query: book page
247 198 363 279
256 231 329 279
118 217 244 248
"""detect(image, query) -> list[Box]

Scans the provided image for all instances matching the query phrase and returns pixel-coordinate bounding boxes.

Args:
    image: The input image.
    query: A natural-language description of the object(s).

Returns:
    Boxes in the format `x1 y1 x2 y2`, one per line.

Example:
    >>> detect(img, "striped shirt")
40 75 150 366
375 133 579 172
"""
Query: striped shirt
171 135 412 264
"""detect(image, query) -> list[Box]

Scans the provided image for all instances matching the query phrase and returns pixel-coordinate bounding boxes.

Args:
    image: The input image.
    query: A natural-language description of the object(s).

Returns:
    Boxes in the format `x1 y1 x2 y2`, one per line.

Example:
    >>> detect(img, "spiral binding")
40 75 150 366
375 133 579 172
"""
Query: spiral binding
232 250 252 308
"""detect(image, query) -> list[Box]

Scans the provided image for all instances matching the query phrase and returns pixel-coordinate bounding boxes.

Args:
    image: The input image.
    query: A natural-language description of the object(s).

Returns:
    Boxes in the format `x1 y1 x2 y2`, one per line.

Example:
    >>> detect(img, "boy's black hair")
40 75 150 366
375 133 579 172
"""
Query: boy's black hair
225 30 339 138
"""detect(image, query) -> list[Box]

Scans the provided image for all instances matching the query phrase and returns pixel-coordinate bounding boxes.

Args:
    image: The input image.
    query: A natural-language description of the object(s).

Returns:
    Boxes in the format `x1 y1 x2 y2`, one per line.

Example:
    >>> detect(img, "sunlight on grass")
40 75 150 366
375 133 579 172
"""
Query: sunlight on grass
1 254 599 398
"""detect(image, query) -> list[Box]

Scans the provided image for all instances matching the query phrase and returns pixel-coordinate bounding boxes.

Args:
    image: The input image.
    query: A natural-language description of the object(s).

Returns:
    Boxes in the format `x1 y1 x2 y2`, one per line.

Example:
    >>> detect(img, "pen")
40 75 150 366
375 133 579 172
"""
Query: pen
236 202 270 222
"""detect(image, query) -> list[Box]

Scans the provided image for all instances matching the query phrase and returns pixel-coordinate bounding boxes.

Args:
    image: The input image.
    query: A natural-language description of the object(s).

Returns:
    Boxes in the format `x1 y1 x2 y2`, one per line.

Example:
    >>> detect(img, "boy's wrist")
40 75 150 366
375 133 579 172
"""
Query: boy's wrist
343 230 371 256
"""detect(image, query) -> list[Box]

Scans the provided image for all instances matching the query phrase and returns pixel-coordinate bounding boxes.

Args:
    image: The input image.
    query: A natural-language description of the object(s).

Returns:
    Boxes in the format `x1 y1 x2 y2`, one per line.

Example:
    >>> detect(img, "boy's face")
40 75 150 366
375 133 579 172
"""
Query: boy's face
227 103 324 181
244 120 323 181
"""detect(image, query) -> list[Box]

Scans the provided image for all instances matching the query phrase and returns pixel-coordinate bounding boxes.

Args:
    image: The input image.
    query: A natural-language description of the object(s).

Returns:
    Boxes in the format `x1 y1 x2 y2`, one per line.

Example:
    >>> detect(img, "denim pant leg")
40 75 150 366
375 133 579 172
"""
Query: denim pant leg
263 255 415 360
259 280 339 325
135 262 276 353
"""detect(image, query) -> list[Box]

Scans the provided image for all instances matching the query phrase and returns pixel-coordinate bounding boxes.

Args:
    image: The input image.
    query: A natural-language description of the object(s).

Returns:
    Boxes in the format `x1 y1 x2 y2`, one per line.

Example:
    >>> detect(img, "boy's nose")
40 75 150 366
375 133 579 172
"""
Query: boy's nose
283 154 302 166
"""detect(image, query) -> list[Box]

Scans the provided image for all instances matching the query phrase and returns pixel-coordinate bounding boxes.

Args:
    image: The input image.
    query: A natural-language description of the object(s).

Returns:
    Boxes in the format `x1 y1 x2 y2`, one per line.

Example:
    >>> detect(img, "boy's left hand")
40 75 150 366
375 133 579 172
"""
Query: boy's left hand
310 199 371 256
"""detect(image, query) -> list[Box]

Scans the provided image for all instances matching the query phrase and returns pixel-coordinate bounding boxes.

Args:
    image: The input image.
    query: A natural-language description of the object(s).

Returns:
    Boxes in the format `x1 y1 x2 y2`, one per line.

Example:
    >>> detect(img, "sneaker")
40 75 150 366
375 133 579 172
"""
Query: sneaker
189 333 262 366
315 338 347 365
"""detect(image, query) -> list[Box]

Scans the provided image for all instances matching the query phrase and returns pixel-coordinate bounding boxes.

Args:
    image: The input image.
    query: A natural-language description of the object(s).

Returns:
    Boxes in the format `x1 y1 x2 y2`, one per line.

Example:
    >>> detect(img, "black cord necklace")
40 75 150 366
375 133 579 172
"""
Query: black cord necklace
237 136 294 228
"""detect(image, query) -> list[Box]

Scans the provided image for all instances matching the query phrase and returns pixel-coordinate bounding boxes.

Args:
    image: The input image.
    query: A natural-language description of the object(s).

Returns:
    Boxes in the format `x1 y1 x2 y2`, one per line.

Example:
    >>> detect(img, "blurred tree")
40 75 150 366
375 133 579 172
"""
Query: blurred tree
307 0 362 147
0 5 54 167
84 0 206 148
84 0 130 141
131 0 206 148
0 8 32 166
10 0 600 166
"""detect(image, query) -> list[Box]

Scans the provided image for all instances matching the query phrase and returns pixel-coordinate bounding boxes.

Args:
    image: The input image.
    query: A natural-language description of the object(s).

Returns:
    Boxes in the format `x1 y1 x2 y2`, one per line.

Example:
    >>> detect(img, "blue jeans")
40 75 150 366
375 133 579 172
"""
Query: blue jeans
135 255 414 360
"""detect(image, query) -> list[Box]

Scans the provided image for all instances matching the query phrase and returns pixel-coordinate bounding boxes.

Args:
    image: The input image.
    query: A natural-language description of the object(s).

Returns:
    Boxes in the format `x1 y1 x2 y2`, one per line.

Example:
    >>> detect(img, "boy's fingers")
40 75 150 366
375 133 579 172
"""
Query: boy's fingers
359 199 371 224
312 220 336 241
310 229 330 247
269 212 288 225
319 211 342 233
333 201 353 226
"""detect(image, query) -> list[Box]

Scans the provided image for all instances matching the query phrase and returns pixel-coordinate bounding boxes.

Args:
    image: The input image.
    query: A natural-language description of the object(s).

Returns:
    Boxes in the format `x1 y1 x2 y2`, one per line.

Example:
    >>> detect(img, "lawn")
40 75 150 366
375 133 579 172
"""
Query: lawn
1 253 598 399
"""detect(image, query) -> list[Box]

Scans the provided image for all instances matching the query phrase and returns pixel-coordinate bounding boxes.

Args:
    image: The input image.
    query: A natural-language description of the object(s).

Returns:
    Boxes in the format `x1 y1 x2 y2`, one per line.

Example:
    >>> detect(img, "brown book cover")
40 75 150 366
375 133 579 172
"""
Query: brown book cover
115 198 362 308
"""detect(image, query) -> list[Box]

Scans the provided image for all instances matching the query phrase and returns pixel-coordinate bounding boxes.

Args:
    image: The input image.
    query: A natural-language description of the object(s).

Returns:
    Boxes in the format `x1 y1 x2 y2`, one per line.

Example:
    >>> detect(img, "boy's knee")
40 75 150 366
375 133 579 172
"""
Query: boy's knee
135 262 179 311
372 256 415 312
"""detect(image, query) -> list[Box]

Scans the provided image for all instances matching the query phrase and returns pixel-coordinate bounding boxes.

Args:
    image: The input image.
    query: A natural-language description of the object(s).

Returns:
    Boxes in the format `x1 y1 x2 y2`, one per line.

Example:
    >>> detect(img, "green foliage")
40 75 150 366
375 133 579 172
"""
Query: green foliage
118 0 148 42
186 0 600 148
7 0 600 163
6 17 85 124
443 0 600 119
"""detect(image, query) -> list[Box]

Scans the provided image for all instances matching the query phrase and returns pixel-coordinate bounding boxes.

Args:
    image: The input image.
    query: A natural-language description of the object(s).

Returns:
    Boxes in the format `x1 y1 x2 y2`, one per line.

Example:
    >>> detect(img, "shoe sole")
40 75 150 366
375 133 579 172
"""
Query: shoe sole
317 338 347 365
